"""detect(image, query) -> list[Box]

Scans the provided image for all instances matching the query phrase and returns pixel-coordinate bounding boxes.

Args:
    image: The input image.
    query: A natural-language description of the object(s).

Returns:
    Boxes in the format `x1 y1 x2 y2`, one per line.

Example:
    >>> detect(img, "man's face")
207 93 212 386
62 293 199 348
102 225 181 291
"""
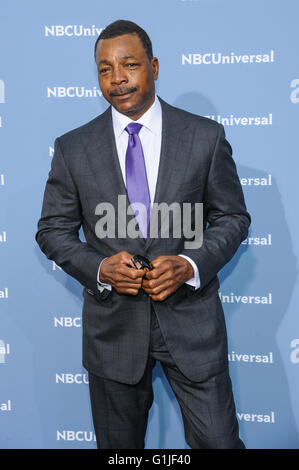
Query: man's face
96 33 159 120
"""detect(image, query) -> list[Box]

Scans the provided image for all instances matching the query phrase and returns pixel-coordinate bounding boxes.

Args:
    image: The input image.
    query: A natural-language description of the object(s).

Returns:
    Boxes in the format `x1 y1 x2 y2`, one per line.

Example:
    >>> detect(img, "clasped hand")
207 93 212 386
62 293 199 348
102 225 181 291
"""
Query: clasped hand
99 251 194 301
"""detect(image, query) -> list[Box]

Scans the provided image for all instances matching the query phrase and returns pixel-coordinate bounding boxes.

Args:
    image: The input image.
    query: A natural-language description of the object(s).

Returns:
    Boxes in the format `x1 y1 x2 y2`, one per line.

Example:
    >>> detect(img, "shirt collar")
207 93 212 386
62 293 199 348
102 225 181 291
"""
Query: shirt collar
111 95 162 138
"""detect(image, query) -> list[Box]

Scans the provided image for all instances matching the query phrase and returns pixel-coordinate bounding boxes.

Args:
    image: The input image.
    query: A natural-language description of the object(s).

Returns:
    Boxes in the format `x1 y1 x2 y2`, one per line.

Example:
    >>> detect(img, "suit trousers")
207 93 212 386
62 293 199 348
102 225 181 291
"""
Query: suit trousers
88 307 245 449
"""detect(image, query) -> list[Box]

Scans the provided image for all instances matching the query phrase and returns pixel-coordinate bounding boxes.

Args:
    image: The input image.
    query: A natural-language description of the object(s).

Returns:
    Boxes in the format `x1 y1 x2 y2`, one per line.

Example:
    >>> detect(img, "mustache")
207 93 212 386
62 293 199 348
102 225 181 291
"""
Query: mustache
109 86 138 97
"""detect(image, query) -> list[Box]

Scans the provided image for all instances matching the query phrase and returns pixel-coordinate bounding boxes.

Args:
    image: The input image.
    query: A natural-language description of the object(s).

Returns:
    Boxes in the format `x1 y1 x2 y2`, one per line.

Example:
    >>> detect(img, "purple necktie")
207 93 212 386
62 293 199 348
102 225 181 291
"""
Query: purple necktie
125 123 151 239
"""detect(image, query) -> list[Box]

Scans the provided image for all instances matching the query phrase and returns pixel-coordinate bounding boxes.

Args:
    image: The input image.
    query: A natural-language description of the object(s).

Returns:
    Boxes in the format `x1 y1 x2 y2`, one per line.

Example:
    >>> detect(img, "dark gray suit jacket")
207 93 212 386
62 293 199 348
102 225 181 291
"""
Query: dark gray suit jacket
36 97 250 384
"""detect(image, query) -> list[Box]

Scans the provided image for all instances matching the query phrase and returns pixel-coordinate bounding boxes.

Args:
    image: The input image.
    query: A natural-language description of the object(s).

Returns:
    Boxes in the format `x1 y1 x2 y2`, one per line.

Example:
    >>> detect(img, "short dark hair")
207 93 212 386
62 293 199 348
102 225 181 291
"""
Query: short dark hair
94 19 153 62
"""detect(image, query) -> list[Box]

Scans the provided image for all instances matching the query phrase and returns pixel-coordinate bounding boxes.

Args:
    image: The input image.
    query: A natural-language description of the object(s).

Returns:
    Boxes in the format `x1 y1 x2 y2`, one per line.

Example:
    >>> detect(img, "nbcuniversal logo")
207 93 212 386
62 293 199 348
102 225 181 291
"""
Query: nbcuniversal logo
44 25 103 37
181 50 275 65
46 86 102 98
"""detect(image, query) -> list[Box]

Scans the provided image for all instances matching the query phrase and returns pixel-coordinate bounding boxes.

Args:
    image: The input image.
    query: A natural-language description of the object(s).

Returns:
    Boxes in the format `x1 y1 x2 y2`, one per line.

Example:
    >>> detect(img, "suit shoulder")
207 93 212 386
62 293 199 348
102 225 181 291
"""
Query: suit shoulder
56 107 110 145
160 99 222 135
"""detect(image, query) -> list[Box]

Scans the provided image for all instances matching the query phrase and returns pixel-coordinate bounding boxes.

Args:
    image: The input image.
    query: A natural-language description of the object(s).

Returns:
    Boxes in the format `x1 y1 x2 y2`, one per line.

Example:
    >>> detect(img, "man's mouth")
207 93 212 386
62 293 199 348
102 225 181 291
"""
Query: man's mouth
109 87 138 98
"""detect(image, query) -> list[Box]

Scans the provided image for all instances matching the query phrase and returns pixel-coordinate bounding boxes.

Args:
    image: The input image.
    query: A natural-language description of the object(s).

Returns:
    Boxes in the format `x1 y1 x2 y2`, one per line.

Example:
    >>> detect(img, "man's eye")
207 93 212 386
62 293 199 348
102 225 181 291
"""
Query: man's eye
99 68 109 74
127 63 138 68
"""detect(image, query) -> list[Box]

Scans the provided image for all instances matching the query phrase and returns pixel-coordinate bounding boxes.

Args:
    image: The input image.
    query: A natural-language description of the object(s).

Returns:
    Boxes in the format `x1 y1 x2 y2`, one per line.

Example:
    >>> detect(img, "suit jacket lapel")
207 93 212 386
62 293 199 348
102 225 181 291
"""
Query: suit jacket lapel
83 107 126 197
82 107 146 248
145 98 191 251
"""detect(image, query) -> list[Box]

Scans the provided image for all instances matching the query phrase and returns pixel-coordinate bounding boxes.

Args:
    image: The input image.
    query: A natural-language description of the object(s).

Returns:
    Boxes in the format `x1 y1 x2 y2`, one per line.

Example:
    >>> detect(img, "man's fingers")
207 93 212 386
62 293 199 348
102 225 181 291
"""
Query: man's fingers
144 284 172 296
144 264 166 280
116 280 144 289
150 287 174 301
117 265 146 281
143 271 169 290
115 287 140 296
117 251 135 266
150 256 162 268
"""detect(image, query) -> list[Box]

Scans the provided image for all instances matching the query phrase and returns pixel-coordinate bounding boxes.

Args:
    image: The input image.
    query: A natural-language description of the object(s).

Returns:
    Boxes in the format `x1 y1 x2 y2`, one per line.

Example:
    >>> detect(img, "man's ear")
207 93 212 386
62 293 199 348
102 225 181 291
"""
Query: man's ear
151 57 159 80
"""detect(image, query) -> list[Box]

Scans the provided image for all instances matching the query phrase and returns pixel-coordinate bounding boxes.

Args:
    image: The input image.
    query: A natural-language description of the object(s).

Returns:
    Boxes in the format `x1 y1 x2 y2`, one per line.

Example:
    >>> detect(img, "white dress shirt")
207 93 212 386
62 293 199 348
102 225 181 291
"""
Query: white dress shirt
98 95 200 291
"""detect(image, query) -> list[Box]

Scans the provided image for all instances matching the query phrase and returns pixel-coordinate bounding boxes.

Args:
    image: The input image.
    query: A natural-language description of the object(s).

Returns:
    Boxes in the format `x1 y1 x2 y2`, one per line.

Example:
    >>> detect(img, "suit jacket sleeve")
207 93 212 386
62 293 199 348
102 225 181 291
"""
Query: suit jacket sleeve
180 123 251 290
36 137 106 294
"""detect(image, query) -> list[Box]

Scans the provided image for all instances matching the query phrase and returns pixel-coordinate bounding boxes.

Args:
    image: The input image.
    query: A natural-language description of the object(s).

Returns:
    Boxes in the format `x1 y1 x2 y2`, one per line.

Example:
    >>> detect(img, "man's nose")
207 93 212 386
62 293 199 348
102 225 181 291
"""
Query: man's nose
111 66 127 85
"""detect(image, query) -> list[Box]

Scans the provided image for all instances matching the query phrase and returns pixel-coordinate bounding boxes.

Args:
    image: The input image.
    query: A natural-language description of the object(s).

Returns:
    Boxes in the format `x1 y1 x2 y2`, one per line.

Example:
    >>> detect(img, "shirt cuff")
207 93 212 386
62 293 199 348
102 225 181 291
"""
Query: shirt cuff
178 254 200 290
97 258 112 291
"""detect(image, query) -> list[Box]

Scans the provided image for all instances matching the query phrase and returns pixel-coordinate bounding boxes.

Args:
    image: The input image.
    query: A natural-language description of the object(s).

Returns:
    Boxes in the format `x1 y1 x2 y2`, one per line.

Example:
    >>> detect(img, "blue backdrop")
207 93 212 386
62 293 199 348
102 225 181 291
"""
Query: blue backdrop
1 0 299 449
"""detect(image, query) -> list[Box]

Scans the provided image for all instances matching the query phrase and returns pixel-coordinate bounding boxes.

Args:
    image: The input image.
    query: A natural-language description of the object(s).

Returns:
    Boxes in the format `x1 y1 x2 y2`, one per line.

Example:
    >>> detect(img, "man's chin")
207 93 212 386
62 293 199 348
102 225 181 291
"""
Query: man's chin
112 100 141 116
107 92 154 118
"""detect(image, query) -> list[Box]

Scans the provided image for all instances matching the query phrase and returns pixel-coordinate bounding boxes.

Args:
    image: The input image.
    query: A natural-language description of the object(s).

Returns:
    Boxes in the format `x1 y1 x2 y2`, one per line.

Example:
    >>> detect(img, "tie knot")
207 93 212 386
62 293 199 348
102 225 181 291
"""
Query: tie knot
125 122 142 136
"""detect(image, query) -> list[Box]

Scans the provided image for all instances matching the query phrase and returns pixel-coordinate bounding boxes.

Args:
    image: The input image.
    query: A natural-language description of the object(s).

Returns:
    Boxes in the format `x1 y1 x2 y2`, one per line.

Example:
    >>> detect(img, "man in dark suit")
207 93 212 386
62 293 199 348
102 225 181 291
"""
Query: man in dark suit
36 20 250 449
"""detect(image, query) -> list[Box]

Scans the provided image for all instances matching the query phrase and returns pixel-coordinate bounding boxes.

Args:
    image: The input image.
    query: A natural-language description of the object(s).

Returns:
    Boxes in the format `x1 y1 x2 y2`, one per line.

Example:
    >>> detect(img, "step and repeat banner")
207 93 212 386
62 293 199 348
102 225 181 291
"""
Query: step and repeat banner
1 0 299 449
